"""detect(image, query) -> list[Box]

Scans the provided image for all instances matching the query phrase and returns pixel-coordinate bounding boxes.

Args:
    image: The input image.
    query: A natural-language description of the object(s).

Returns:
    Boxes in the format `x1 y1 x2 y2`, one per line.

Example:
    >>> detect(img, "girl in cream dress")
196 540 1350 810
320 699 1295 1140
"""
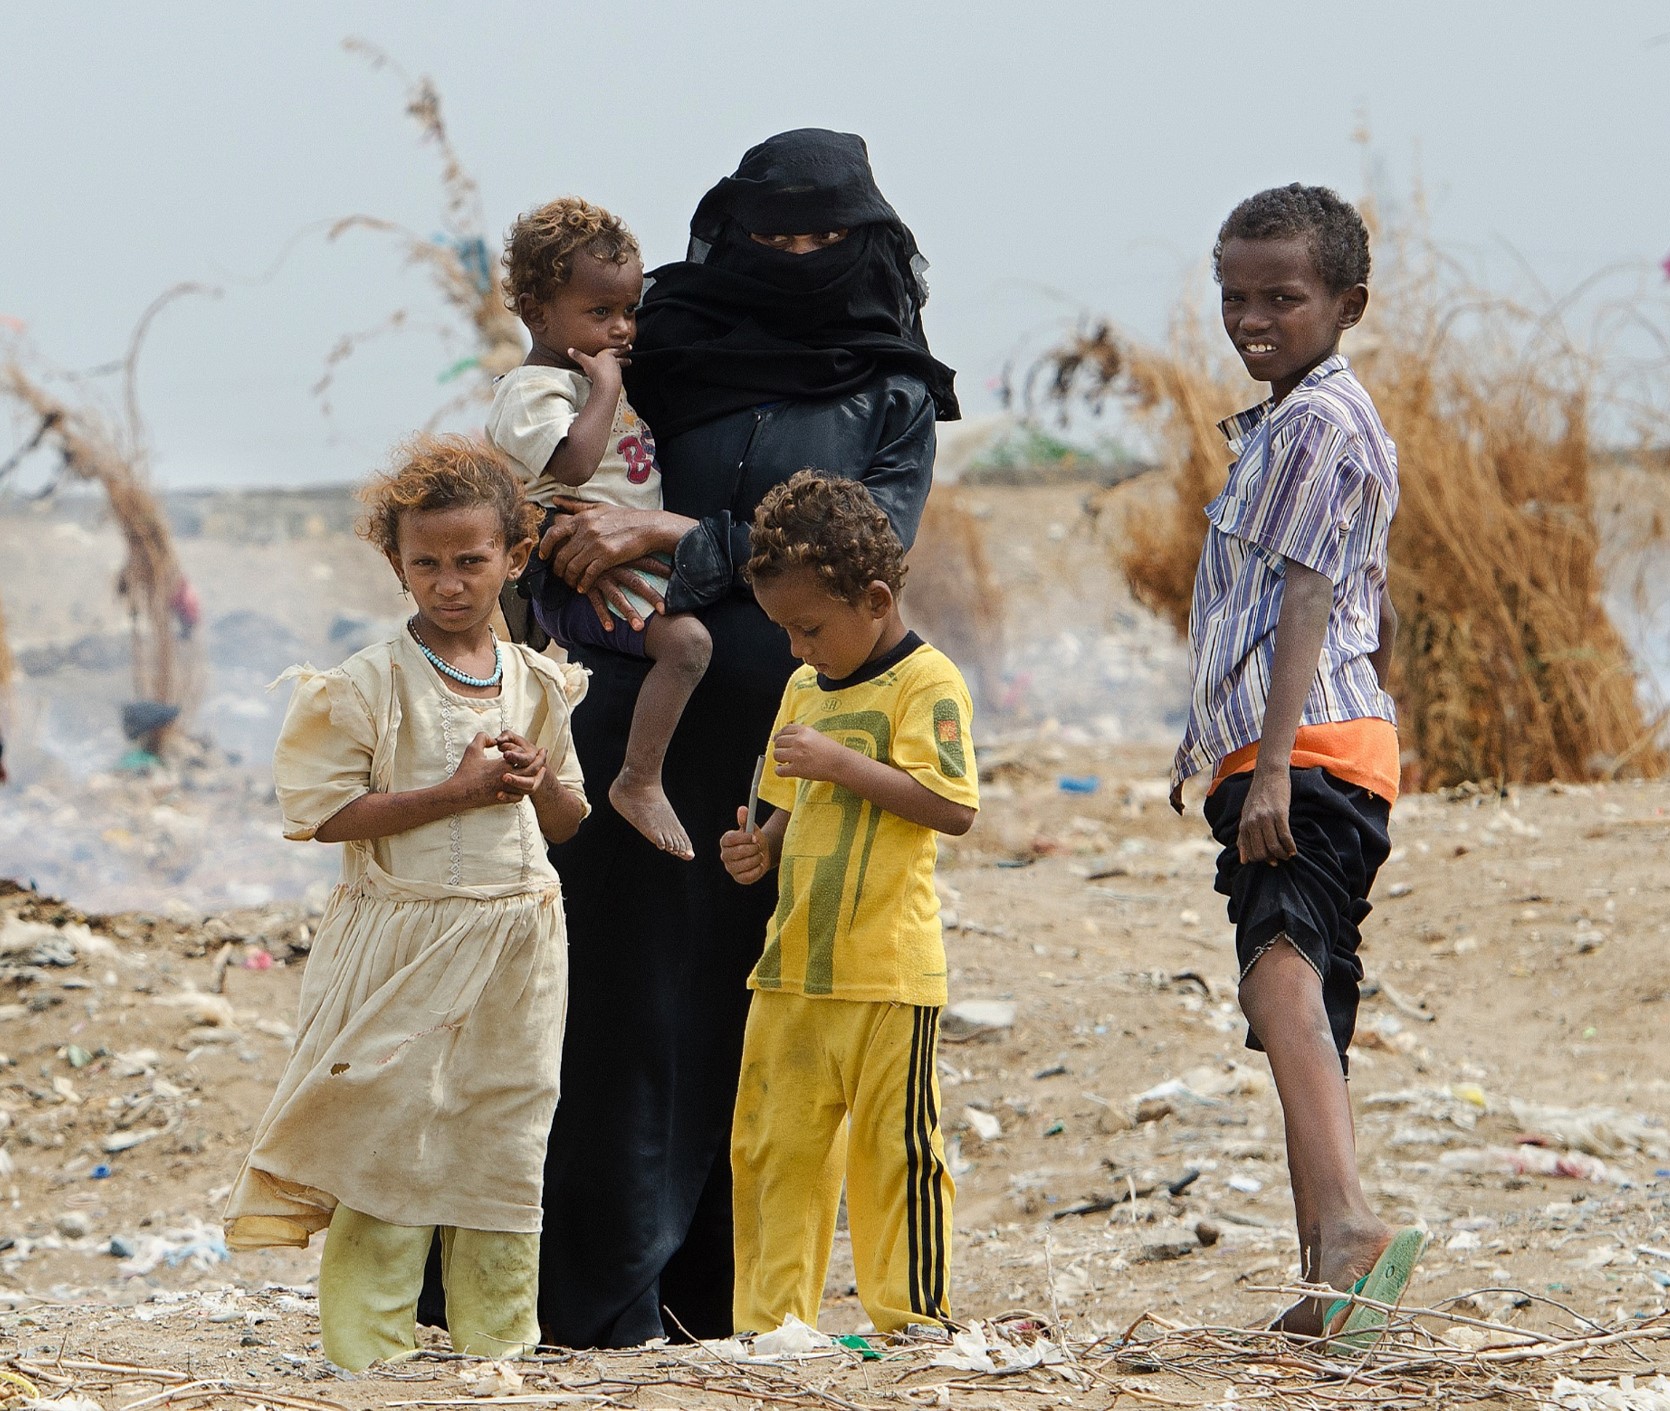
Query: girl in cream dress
224 437 589 1370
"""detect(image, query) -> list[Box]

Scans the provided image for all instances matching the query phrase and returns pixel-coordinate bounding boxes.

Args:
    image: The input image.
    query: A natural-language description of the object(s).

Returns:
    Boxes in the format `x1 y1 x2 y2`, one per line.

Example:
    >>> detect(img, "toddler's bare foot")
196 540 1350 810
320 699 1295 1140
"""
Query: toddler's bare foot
610 769 693 860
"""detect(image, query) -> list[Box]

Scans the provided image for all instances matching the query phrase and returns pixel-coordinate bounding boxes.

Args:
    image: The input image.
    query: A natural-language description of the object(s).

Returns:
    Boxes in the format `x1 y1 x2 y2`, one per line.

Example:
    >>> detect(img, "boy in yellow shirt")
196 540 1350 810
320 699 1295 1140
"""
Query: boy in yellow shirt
720 470 978 1335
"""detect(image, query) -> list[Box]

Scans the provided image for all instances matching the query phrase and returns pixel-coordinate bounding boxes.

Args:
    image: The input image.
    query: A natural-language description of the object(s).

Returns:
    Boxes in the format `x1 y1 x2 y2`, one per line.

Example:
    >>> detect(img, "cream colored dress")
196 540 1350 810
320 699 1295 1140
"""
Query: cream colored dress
224 632 588 1249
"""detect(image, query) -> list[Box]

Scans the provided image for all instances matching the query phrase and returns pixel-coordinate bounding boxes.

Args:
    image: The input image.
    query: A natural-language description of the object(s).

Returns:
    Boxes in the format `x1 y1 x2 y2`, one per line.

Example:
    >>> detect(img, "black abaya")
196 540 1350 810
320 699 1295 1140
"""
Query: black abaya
538 375 938 1345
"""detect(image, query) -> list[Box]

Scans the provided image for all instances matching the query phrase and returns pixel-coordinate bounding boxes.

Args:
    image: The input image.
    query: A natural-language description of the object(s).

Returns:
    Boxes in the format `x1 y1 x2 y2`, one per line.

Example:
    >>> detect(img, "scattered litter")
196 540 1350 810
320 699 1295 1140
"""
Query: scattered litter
1439 1145 1620 1183
931 1320 1066 1374
942 1000 1017 1041
1226 1174 1263 1194
962 1107 1003 1142
1542 1374 1670 1410
1135 1062 1269 1106
460 1360 524 1397
154 989 236 1028
115 1218 230 1276
1509 1101 1670 1160
752 1314 834 1356
835 1334 878 1359
1057 775 1100 794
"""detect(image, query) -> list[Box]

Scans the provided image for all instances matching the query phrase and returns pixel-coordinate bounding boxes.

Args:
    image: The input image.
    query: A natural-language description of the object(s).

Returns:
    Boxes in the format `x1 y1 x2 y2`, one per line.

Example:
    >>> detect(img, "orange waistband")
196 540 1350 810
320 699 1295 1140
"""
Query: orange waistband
1209 718 1400 804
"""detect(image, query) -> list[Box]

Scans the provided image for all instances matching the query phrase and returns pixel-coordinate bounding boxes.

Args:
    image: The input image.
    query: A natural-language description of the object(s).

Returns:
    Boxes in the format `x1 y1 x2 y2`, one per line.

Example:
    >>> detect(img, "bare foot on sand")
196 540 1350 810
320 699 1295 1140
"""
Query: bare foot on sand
610 770 694 860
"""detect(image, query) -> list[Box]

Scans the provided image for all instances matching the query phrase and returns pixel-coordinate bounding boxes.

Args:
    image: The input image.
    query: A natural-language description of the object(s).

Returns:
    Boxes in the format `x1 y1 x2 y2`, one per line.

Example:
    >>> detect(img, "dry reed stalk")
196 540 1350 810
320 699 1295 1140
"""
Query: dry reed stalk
315 41 525 424
1017 214 1666 788
0 587 13 689
1 364 185 710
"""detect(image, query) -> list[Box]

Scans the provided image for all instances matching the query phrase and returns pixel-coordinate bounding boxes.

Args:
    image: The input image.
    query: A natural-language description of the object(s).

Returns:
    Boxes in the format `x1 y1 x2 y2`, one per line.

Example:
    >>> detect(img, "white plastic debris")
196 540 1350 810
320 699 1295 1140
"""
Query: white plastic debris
942 1000 1017 1038
1509 1101 1670 1160
1542 1373 1670 1409
751 1314 833 1356
931 1320 1066 1374
460 1360 525 1396
962 1106 1003 1142
1438 1145 1620 1184
1135 1062 1268 1106
115 1218 230 1276
154 989 236 1027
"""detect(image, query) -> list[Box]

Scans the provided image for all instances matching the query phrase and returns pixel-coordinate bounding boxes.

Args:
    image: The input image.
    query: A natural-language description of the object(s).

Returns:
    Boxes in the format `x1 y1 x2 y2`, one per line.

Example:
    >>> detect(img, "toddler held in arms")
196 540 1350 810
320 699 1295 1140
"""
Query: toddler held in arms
489 197 710 860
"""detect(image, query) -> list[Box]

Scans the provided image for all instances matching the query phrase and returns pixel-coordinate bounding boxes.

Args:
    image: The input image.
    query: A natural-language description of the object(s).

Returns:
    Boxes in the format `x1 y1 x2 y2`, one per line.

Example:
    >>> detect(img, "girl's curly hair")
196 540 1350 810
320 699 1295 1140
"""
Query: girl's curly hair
746 469 907 604
502 196 640 313
356 433 539 558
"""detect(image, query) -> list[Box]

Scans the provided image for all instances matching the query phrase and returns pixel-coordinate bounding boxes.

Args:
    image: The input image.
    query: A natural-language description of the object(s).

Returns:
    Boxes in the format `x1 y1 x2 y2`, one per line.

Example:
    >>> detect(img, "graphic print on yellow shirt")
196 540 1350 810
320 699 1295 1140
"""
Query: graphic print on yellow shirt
753 636 979 1007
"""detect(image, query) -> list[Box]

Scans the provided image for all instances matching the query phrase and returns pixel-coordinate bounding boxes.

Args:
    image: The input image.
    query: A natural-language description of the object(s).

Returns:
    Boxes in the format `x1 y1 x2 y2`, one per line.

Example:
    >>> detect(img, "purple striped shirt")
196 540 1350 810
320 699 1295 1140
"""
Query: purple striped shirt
1171 355 1399 791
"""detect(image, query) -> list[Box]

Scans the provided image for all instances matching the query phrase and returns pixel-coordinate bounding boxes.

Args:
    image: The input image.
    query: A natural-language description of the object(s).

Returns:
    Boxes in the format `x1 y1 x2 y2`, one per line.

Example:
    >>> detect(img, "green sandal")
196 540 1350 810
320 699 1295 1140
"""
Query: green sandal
1324 1227 1429 1354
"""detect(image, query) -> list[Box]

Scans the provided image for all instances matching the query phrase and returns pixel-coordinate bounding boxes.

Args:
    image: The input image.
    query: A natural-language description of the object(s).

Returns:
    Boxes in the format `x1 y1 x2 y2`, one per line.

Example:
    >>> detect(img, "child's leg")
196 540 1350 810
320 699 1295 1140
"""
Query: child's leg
732 991 849 1334
438 1226 541 1359
1239 940 1390 1337
609 611 712 861
317 1205 434 1371
844 1004 954 1333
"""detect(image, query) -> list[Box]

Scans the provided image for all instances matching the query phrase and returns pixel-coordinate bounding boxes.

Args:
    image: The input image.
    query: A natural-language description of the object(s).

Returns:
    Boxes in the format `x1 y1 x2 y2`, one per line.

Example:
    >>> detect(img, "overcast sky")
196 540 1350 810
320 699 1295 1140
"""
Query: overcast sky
3 2 1667 488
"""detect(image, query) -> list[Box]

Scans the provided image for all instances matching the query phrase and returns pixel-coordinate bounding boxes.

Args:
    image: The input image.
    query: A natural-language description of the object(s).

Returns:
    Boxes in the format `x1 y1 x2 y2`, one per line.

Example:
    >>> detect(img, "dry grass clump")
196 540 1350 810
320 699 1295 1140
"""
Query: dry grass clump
1017 215 1665 788
315 41 525 424
1 287 210 716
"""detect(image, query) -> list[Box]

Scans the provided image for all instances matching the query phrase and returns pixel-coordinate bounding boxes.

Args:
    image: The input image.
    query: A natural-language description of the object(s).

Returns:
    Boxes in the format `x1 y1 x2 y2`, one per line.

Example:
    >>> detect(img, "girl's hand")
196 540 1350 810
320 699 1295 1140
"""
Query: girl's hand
721 806 771 885
449 733 514 810
772 723 848 784
494 731 547 802
1237 767 1296 864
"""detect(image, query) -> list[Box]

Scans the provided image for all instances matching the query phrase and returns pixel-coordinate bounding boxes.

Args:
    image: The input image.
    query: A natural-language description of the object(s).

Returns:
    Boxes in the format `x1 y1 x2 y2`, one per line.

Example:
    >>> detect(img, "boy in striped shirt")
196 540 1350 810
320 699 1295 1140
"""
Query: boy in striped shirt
1169 184 1425 1347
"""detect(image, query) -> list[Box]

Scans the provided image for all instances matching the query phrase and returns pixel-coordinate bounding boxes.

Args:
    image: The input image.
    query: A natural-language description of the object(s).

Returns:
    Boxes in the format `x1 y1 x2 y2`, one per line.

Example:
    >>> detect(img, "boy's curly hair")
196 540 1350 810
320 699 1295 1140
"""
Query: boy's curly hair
357 433 539 558
746 470 907 604
502 197 640 314
1212 183 1371 294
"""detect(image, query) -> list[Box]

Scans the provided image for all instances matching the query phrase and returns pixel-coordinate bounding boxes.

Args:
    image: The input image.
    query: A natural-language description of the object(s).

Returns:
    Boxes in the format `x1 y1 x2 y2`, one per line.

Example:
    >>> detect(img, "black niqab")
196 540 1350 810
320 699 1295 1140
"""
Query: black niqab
625 129 959 438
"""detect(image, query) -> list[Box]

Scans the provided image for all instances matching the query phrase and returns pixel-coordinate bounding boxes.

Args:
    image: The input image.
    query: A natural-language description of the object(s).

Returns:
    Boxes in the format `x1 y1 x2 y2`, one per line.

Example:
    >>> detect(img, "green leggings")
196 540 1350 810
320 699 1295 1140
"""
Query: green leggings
317 1205 540 1371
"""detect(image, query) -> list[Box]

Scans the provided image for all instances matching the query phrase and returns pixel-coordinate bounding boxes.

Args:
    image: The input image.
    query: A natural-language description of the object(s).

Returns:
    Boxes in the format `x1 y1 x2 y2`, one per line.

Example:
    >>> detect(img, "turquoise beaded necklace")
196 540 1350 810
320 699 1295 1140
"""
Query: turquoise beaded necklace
407 616 502 688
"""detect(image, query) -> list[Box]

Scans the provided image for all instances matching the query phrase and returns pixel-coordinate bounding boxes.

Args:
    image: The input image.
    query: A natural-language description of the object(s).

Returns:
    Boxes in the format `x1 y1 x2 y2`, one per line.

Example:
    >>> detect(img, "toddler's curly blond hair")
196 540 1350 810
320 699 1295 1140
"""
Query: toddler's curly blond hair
502 197 639 314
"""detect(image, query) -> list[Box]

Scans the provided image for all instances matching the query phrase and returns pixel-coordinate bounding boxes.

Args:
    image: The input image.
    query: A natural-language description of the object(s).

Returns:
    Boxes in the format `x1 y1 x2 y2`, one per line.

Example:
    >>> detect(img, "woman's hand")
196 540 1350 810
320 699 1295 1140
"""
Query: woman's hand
541 503 691 595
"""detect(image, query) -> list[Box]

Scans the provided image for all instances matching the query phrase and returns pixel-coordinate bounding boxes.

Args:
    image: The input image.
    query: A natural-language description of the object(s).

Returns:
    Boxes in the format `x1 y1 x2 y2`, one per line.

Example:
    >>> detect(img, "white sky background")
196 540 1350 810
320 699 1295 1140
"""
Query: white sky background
2 2 1668 489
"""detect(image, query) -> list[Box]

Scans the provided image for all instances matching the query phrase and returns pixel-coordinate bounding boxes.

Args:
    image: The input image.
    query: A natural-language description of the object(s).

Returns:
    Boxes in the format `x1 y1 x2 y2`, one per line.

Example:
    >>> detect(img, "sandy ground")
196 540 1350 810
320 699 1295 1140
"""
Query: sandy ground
1 482 1668 1407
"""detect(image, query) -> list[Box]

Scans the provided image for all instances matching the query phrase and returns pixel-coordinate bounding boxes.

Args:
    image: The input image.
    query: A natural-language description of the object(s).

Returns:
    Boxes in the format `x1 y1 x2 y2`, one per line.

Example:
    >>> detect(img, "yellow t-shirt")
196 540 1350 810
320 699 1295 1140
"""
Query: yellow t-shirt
752 635 979 1006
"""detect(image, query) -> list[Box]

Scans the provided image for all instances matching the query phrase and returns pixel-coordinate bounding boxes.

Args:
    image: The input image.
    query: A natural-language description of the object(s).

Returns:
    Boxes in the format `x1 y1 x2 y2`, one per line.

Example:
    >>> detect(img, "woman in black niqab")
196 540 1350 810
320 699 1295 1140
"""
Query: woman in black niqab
521 129 955 1350
626 128 958 439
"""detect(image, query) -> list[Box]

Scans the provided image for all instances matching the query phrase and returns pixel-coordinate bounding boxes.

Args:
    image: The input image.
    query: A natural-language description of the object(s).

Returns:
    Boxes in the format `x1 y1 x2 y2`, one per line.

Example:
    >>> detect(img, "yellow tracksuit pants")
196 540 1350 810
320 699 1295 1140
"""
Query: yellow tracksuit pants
732 991 953 1335
317 1205 539 1371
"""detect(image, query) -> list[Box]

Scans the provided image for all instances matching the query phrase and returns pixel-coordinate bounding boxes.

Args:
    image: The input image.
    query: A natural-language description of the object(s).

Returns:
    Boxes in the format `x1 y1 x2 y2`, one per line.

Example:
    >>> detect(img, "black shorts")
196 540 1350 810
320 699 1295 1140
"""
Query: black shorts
1204 766 1391 1073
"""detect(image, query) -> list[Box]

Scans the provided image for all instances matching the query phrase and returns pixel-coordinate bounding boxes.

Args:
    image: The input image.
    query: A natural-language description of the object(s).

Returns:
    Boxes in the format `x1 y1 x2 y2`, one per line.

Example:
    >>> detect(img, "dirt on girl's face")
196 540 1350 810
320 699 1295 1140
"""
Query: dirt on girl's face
387 504 526 646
